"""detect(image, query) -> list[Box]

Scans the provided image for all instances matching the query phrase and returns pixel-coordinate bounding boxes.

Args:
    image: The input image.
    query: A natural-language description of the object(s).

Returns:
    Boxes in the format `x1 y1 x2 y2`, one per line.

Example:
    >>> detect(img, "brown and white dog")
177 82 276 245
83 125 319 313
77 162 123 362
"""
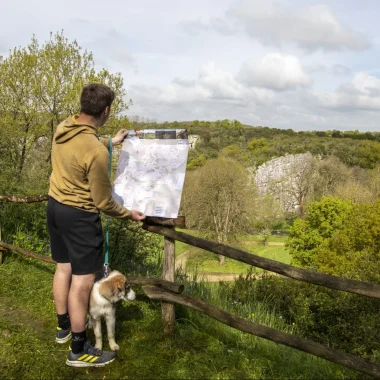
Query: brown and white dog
89 270 136 351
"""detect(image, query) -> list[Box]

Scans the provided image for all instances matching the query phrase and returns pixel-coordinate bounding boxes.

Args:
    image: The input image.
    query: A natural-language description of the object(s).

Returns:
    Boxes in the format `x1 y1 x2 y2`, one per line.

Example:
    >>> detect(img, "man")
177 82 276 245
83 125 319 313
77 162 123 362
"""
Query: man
47 83 145 367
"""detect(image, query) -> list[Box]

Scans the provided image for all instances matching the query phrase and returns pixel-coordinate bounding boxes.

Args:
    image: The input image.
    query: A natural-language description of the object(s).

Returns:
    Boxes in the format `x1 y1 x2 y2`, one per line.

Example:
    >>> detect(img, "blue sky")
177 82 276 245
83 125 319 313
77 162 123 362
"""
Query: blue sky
2 0 380 131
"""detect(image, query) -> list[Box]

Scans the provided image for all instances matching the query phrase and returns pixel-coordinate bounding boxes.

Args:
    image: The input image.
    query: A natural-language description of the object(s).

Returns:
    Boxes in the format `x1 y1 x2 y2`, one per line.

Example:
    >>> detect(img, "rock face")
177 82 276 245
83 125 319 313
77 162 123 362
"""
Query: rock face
188 135 200 149
254 153 314 213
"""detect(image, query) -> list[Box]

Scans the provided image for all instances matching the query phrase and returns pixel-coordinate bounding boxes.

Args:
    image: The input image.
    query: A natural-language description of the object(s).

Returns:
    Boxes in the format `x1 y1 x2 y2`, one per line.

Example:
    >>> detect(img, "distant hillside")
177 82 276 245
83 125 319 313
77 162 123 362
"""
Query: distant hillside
128 119 380 170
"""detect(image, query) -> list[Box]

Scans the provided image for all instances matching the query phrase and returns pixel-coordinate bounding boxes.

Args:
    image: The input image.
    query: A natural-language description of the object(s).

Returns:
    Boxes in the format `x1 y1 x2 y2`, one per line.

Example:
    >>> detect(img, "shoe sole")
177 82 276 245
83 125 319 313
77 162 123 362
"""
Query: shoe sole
56 332 72 344
66 357 115 367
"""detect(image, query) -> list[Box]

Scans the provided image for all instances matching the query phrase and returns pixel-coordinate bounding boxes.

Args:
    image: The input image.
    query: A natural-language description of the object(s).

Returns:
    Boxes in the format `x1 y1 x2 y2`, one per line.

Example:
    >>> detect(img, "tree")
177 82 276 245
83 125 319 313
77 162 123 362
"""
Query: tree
287 197 354 268
267 153 317 217
182 158 257 265
220 144 245 162
333 179 375 204
315 201 380 281
368 165 380 198
252 194 284 245
0 31 129 194
0 42 41 184
312 156 351 200
246 138 269 166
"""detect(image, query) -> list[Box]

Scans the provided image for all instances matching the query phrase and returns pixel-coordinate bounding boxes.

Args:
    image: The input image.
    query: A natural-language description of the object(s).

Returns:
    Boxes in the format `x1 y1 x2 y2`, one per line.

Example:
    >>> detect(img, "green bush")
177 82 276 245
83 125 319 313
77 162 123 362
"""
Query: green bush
1 202 49 250
106 218 163 277
225 273 380 360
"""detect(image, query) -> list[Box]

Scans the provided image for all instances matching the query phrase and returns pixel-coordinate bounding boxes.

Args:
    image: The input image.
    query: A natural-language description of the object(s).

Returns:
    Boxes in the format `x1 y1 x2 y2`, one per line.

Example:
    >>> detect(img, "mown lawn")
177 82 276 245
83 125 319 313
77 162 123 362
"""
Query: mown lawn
183 239 290 274
175 229 289 260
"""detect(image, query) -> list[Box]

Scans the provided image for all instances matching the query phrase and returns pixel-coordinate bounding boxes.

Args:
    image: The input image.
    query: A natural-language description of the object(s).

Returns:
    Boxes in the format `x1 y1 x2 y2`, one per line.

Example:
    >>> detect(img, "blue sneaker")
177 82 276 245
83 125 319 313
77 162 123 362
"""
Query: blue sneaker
66 340 116 367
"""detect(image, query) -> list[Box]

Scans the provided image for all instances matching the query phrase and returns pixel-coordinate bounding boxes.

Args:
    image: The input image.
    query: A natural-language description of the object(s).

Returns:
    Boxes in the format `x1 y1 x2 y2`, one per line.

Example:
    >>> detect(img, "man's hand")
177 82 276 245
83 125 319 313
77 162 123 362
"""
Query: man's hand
130 210 146 222
112 129 129 146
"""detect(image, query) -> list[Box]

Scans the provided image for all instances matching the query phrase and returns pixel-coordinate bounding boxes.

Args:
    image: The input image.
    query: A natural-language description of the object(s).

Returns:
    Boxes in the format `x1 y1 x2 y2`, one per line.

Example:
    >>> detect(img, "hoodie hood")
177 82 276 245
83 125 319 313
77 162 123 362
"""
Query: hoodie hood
55 115 98 144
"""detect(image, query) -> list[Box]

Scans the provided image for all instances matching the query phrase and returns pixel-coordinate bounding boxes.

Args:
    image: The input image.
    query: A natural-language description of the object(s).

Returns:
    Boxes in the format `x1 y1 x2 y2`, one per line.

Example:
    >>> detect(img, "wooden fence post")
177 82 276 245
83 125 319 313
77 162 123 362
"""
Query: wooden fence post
161 229 176 335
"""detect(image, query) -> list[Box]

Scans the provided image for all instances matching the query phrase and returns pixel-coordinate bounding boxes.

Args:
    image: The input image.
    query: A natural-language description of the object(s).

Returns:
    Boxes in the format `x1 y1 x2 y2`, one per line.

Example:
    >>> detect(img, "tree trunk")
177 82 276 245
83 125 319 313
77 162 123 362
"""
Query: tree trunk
18 135 27 179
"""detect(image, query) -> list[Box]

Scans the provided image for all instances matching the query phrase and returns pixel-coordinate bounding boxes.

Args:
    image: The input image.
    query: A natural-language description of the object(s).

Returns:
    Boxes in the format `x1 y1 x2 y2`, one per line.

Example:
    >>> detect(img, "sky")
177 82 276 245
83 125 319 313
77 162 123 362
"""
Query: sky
2 0 380 132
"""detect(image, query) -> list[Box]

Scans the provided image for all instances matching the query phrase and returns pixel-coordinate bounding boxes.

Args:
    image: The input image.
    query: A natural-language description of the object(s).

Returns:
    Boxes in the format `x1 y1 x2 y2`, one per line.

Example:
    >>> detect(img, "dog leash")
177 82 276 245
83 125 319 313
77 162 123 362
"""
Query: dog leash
103 137 112 278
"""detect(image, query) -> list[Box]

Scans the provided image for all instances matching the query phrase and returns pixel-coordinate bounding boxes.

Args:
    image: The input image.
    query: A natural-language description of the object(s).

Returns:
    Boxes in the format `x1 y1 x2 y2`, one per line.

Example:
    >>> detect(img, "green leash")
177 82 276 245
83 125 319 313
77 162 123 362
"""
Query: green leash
103 138 112 277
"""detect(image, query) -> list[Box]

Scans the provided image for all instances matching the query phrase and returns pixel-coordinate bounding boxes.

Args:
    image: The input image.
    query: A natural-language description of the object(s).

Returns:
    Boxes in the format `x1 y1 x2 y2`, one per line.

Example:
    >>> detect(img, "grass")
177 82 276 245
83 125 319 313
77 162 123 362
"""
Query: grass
239 233 289 244
175 240 191 256
185 243 290 274
174 229 290 275
242 243 290 264
175 229 198 256
175 229 289 261
0 252 358 379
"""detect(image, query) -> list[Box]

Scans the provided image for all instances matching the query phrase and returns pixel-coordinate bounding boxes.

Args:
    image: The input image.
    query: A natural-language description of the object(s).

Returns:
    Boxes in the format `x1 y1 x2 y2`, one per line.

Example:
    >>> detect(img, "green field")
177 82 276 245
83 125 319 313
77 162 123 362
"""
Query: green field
175 230 288 254
173 230 290 275
185 244 289 274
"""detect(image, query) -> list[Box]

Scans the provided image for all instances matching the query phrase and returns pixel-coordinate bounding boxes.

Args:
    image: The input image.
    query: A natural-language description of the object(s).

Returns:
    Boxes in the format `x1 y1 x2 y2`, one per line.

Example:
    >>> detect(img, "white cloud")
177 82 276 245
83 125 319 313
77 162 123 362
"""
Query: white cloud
179 17 234 36
187 1 371 52
1 0 379 132
178 19 210 36
0 37 9 55
319 72 380 111
158 83 209 105
128 62 380 132
198 62 245 99
113 51 139 73
332 64 351 76
131 62 248 108
172 77 197 88
237 53 311 91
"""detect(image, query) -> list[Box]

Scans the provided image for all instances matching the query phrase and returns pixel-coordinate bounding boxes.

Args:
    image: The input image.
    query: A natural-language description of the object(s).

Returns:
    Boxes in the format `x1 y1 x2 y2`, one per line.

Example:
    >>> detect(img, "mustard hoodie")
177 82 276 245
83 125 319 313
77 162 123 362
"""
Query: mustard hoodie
48 115 131 219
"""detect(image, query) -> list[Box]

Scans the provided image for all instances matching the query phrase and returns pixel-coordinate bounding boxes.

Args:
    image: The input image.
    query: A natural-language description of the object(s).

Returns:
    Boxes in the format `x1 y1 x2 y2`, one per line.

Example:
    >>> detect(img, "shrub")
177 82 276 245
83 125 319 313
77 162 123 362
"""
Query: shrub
226 274 380 359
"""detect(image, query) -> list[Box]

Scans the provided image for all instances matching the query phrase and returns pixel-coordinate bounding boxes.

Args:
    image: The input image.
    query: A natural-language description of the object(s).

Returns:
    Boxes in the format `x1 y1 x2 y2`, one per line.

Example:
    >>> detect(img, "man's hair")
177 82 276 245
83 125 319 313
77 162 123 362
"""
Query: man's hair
80 83 115 117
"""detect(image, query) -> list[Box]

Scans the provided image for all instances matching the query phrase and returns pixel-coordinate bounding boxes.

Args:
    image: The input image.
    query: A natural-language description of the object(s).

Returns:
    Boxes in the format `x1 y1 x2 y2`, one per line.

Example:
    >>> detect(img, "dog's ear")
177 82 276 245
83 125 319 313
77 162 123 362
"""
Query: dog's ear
115 276 126 292
99 281 116 299
99 274 127 299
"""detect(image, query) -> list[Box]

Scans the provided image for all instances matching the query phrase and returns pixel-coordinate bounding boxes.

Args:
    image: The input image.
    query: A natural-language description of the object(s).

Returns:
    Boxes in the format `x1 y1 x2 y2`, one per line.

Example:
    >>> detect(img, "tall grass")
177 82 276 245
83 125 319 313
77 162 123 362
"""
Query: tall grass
174 269 358 379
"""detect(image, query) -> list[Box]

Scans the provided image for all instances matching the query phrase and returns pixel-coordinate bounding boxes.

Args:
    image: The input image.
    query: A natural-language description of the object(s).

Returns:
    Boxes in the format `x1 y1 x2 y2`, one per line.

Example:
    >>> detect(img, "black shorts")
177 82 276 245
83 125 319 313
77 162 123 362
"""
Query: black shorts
47 197 104 275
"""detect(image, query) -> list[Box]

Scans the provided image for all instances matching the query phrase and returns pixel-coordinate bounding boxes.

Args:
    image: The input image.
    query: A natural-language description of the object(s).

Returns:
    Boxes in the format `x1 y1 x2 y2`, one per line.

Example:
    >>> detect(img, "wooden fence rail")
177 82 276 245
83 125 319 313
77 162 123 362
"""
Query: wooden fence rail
0 194 49 203
143 224 380 300
144 285 380 379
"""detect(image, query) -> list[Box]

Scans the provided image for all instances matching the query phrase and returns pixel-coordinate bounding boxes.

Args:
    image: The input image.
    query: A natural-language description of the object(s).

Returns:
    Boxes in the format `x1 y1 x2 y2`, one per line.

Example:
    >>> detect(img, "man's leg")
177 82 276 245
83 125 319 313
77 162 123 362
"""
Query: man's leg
48 197 73 342
68 273 94 333
53 263 72 314
53 262 73 343
66 272 116 367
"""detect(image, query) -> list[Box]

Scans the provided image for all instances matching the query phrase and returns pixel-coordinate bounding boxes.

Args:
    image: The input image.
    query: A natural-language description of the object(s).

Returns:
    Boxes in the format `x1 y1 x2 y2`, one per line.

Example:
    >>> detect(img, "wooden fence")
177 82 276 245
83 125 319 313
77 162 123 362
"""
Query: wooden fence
1 198 380 378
